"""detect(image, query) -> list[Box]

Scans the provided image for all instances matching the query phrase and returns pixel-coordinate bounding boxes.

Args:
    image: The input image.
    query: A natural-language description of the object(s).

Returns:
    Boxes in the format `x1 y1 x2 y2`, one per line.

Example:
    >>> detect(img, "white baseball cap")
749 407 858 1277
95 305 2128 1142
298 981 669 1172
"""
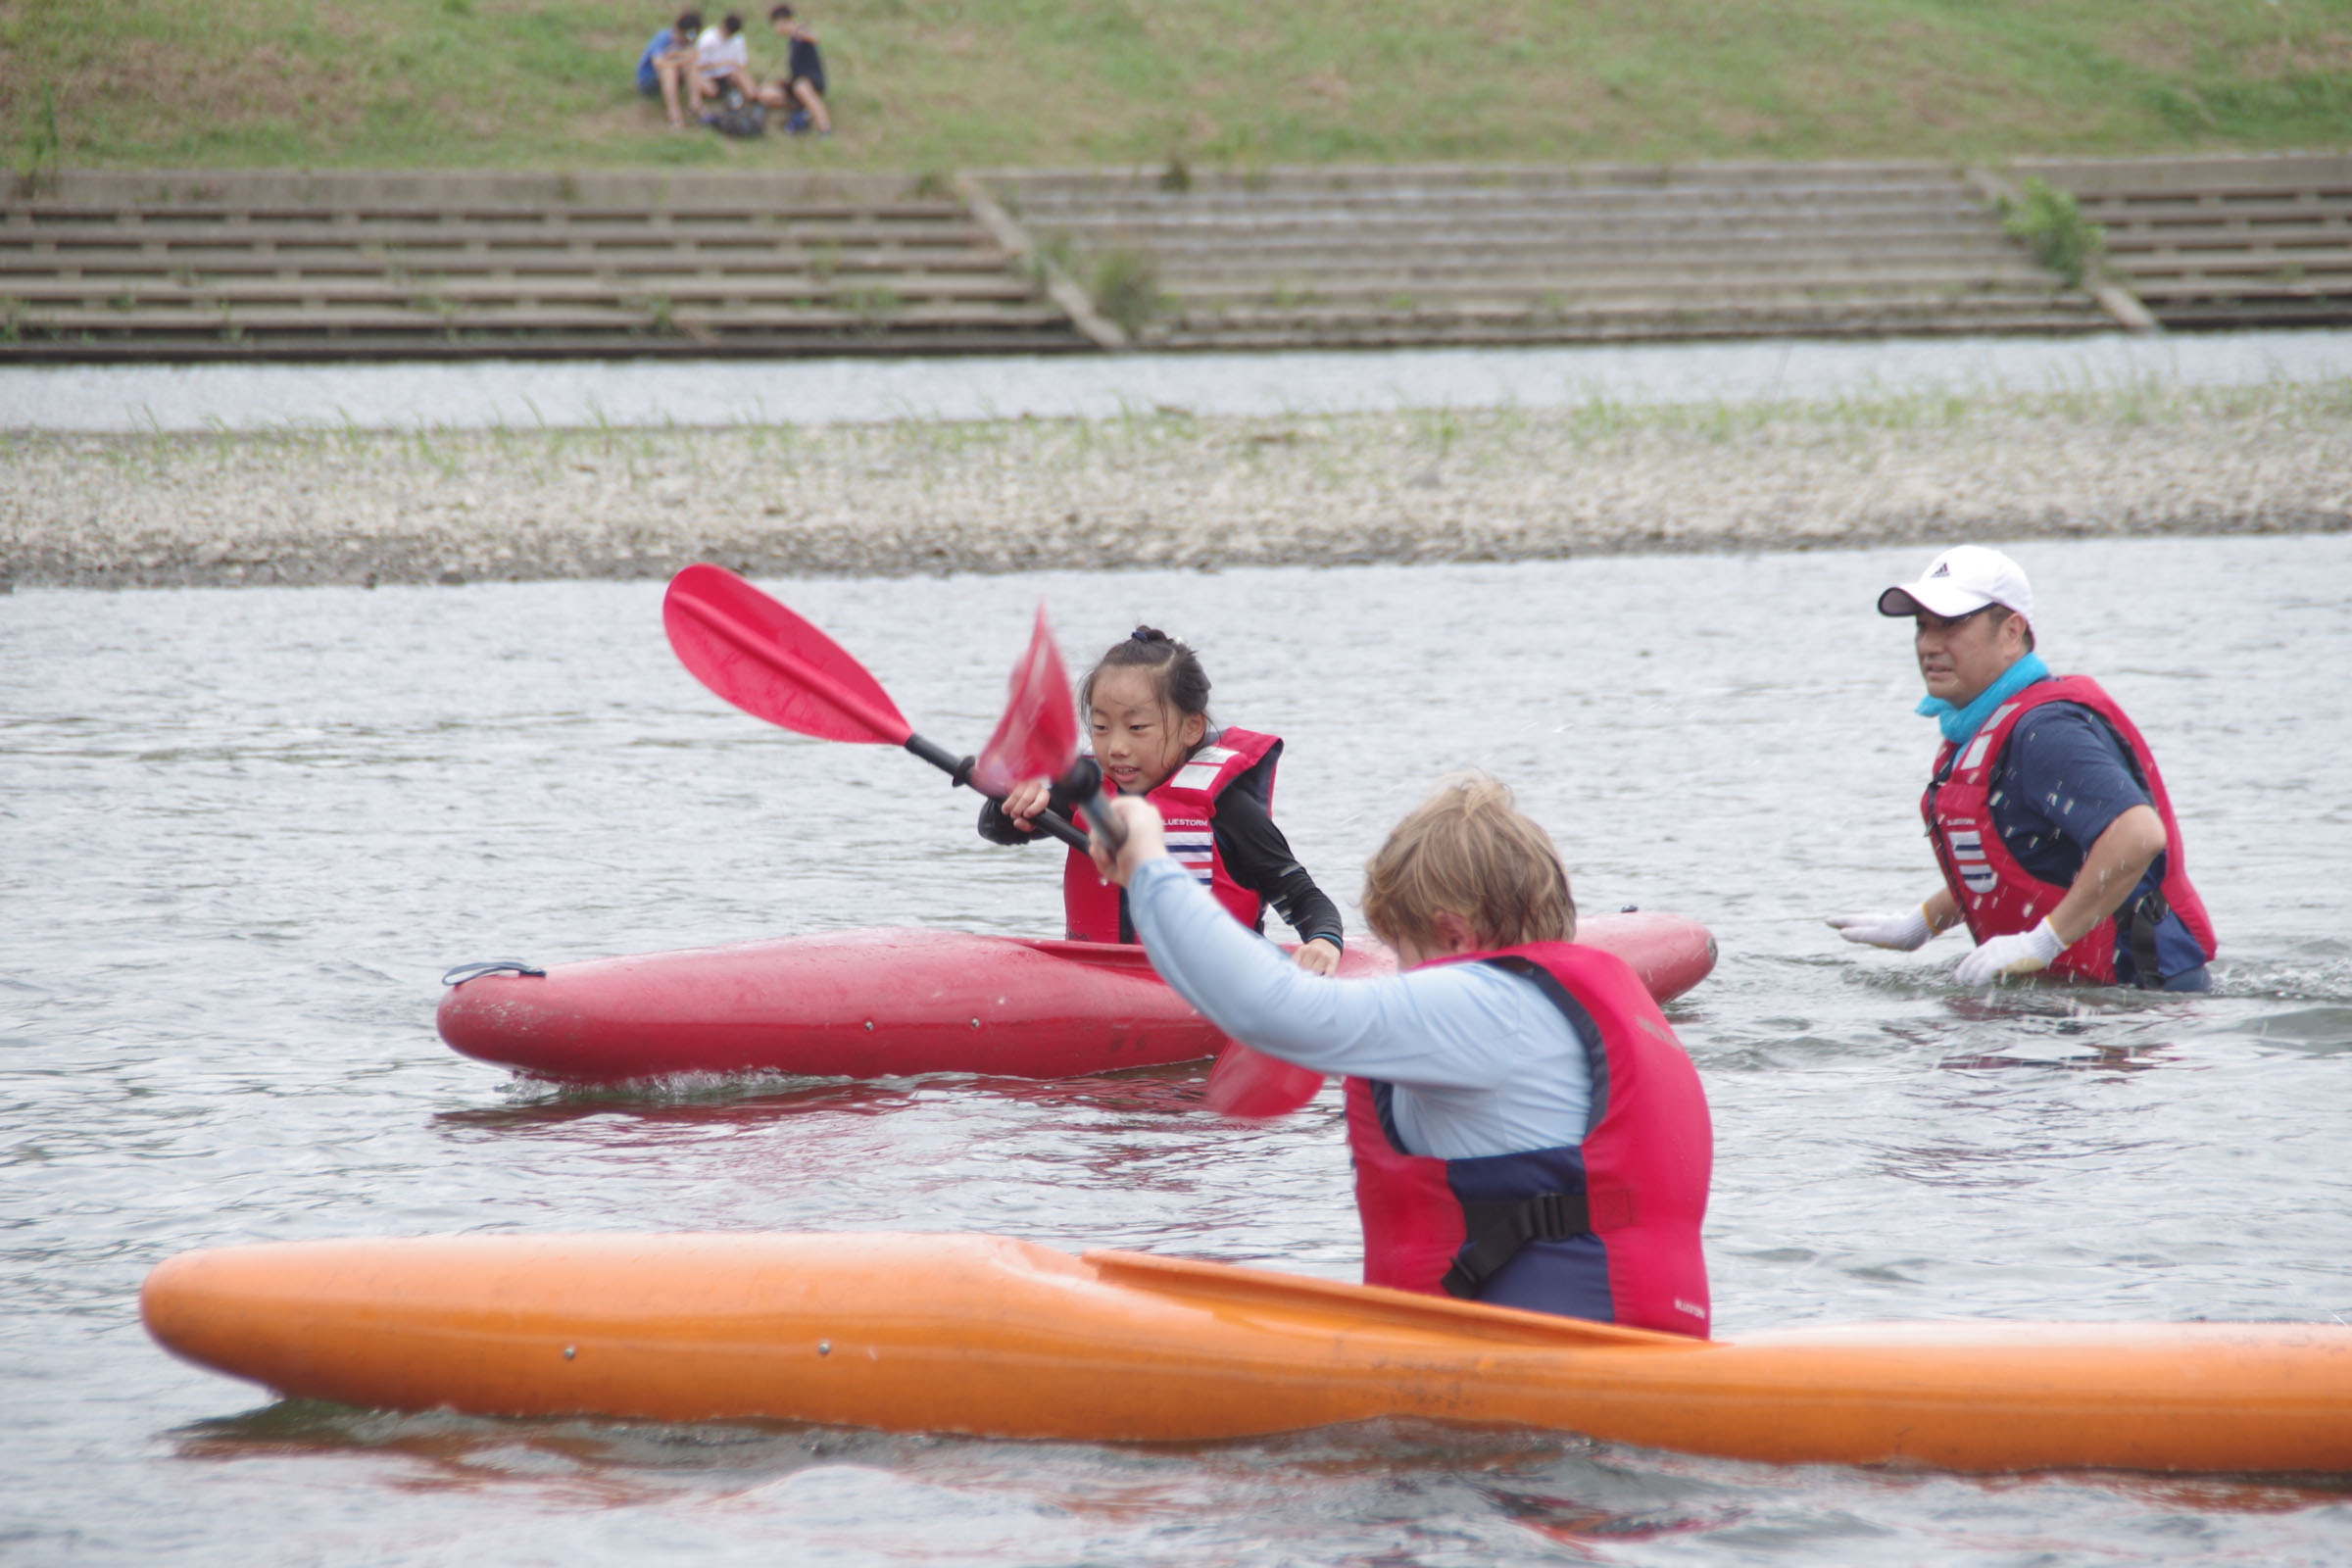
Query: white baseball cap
1878 545 2034 625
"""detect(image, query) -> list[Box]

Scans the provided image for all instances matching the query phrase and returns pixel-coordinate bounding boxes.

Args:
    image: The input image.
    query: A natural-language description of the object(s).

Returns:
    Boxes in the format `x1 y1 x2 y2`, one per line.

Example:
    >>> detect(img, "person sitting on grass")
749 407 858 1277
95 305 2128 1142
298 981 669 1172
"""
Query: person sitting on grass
1089 772 1714 1335
635 10 704 130
693 13 757 114
759 5 832 136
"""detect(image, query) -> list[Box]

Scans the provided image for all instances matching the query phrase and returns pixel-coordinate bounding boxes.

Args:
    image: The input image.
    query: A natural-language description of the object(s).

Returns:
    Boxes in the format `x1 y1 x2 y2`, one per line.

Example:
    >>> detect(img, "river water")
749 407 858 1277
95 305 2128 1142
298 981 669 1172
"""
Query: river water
5 328 2351 431
6 535 2351 1564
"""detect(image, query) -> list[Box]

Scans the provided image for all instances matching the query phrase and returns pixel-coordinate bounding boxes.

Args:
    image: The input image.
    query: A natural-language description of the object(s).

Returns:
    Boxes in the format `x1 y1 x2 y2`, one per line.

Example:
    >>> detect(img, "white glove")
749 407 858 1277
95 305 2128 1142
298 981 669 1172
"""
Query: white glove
1826 906 1936 952
1954 919 2067 986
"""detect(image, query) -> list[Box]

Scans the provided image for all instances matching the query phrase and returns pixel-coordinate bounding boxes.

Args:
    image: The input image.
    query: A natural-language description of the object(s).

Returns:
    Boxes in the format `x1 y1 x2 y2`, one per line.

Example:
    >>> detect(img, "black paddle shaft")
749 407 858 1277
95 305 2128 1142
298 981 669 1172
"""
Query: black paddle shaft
902 733 1093 852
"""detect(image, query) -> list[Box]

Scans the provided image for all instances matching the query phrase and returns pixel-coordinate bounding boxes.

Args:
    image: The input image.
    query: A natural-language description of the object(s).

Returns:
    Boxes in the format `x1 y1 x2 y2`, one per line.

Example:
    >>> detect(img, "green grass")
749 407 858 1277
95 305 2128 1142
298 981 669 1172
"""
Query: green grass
2 0 2349 172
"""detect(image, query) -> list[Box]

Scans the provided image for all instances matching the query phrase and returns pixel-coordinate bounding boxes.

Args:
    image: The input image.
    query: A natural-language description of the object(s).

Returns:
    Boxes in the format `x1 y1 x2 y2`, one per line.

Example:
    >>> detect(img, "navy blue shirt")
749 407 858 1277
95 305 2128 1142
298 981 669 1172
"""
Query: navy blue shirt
638 27 682 90
1950 684 2206 986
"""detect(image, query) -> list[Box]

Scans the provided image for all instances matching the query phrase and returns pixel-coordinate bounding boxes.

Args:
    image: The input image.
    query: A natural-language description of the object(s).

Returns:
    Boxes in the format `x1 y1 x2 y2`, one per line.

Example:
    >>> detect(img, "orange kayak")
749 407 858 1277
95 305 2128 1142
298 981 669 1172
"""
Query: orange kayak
142 1232 2352 1474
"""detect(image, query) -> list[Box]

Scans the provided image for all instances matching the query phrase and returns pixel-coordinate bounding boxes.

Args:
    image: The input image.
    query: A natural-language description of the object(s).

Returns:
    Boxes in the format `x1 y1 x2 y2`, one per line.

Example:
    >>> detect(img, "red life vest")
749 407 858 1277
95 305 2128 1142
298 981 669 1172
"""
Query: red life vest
1343 943 1713 1338
1062 728 1282 945
1921 674 2217 985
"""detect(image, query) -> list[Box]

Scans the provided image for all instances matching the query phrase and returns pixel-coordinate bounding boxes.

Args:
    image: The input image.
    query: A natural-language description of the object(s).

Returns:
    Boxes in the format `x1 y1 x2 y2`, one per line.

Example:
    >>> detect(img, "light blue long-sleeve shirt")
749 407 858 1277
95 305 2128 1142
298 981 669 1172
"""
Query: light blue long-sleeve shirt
1126 857 1592 1160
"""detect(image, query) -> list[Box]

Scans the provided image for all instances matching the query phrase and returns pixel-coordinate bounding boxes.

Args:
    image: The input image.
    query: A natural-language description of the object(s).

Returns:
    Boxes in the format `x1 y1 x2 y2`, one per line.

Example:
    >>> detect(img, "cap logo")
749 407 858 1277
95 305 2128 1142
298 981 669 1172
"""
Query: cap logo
1929 563 1951 577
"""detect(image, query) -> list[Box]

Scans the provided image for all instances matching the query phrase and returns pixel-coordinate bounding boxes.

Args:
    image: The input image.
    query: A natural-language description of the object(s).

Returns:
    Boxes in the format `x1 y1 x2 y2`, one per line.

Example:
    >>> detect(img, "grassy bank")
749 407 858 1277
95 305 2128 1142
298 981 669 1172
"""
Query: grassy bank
4 0 2349 174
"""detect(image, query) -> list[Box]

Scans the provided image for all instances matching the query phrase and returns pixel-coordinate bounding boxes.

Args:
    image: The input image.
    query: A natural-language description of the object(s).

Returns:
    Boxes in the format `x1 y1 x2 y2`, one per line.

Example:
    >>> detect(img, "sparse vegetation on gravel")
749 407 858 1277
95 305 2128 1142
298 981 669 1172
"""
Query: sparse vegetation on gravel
6 379 2347 589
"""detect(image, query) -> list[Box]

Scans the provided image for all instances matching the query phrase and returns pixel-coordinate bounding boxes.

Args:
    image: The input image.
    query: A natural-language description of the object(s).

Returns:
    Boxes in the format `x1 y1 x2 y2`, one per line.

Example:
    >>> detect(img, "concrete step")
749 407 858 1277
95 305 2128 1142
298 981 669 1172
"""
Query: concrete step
1160 273 2063 309
0 248 1023 280
1151 255 2056 288
0 328 1089 362
0 219 1005 252
1 274 1047 306
1148 310 2103 350
1013 195 1994 233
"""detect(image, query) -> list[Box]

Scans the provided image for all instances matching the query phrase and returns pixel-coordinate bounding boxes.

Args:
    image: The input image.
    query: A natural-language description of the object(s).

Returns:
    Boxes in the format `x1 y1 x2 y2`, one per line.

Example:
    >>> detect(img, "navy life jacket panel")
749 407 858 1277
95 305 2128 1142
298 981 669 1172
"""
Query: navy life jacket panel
1343 942 1712 1338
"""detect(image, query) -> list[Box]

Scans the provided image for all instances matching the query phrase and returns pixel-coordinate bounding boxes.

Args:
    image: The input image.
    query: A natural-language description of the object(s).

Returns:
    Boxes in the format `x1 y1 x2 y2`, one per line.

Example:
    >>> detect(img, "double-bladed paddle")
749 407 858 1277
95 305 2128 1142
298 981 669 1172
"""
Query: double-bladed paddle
665 565 1321 1117
662 564 1093 850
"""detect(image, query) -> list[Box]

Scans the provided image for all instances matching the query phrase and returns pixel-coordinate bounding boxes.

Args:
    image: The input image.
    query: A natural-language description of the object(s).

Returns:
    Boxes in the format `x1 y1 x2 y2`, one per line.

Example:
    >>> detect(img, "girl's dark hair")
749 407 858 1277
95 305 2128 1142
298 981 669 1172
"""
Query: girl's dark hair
1080 626 1211 723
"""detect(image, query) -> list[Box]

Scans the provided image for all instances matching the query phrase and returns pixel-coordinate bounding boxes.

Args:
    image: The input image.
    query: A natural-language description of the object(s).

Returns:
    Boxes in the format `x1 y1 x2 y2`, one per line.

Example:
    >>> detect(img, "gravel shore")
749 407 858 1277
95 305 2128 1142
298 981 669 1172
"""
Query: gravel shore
5 382 2347 589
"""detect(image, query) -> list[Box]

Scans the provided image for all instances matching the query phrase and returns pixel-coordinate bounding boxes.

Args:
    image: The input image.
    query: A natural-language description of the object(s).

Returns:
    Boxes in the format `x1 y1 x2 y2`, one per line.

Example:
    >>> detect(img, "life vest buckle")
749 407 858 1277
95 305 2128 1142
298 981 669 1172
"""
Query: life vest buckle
1440 1190 1593 1299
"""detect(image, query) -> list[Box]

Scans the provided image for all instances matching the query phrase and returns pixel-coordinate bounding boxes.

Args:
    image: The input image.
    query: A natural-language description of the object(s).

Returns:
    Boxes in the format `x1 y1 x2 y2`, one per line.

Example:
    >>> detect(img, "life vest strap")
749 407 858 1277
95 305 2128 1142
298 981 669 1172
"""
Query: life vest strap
1440 1190 1592 1298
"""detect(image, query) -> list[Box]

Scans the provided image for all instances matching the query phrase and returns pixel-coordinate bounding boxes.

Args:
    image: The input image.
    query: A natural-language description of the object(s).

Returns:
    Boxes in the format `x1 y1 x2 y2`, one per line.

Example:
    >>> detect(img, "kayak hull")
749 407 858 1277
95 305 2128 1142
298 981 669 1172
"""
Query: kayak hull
436 913 1717 1083
143 1232 2352 1475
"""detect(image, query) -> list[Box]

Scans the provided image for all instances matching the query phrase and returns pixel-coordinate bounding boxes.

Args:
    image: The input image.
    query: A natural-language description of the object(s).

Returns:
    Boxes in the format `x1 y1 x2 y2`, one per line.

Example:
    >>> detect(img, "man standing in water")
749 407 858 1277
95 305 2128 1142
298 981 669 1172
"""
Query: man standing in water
1828 545 2218 991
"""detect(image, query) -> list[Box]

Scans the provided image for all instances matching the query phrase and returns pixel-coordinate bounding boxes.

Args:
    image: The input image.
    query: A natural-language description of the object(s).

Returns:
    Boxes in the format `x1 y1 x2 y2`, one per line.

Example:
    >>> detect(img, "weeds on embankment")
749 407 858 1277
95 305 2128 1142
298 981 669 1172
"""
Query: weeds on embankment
2001 178 2107 289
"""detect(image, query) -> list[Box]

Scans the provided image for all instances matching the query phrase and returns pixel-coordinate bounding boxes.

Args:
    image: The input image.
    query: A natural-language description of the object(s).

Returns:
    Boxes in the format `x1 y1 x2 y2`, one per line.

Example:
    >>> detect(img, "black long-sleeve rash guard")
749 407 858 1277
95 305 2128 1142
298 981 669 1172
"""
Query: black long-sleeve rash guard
976 754 1346 949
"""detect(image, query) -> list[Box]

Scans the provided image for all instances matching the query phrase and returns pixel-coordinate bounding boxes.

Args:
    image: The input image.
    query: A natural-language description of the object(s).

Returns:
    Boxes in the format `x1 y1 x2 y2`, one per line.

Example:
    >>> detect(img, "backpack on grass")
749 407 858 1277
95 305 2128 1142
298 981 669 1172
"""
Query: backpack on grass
707 91 766 138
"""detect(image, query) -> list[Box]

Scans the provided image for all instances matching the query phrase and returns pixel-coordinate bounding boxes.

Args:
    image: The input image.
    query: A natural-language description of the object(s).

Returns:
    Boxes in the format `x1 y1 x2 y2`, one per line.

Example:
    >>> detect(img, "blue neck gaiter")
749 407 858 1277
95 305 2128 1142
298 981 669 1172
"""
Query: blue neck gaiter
1917 652 2049 747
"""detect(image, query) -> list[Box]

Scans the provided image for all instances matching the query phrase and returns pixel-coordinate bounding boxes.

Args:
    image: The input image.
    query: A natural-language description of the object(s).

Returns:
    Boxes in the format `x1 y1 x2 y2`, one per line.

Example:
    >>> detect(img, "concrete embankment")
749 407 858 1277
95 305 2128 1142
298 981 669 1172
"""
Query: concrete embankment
7 155 2346 364
5 382 2346 588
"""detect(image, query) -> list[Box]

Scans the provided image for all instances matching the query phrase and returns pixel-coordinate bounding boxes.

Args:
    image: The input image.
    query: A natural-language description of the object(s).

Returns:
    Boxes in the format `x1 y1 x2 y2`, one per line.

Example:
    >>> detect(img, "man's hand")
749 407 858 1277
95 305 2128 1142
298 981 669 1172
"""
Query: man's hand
1087 795 1165 887
998 777 1053 833
1826 906 1936 952
1954 919 2067 986
1292 937 1341 976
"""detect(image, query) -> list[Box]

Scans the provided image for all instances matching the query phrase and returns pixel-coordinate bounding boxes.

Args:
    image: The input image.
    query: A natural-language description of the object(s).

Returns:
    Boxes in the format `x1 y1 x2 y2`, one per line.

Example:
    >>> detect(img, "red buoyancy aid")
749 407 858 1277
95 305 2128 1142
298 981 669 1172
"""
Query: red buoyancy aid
1343 943 1713 1338
1062 728 1283 944
1921 675 2217 985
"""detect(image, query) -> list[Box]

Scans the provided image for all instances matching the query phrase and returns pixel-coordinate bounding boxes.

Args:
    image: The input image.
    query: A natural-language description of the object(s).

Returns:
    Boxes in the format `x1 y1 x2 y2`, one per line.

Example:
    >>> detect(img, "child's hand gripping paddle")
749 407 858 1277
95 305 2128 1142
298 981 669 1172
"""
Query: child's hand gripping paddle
971 603 1125 855
971 606 1321 1120
662 564 1092 848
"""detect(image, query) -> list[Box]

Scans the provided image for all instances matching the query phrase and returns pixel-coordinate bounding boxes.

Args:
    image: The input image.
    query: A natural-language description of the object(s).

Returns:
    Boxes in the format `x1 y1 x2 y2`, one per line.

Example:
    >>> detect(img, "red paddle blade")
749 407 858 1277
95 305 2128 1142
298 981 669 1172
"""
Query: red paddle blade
970 603 1078 797
663 564 912 746
1203 1042 1326 1119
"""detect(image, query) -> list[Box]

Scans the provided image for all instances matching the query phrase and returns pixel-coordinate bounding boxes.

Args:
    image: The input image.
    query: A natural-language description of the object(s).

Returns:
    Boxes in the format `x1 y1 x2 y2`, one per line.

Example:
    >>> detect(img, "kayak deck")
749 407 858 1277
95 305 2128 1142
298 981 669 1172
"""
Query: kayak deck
141 1231 2352 1475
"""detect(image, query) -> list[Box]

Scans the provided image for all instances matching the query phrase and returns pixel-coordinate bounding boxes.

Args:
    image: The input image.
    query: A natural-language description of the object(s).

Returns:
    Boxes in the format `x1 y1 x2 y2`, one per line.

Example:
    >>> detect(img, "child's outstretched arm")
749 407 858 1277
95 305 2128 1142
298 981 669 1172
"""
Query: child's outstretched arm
1208 788 1344 974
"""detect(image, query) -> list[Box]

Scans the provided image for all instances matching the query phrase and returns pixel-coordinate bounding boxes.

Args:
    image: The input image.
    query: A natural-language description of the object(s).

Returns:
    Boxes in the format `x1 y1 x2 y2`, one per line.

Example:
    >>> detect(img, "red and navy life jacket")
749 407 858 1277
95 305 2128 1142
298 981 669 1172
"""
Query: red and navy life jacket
1921 675 2217 986
1343 943 1713 1338
1063 728 1281 945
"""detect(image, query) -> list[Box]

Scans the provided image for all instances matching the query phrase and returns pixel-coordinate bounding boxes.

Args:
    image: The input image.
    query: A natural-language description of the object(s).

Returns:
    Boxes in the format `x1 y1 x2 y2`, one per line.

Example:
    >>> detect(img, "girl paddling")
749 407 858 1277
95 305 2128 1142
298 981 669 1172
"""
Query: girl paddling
979 627 1345 975
1090 774 1713 1335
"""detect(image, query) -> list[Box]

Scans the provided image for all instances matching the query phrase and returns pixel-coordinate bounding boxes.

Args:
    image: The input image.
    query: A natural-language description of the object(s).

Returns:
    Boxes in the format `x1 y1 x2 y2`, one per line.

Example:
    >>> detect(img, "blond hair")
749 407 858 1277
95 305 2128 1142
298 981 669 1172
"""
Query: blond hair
1360 773 1576 953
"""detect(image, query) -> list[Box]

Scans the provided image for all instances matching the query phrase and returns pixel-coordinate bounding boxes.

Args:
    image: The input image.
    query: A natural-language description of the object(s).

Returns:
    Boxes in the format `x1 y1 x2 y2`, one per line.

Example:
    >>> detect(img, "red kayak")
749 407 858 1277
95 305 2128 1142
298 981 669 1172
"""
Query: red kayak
437 913 1716 1083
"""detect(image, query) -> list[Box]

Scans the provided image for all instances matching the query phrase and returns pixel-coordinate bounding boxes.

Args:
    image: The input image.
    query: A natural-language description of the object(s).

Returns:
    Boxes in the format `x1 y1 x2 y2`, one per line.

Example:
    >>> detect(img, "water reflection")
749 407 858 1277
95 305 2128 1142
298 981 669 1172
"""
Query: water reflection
436 1064 1220 1135
173 1401 913 1503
